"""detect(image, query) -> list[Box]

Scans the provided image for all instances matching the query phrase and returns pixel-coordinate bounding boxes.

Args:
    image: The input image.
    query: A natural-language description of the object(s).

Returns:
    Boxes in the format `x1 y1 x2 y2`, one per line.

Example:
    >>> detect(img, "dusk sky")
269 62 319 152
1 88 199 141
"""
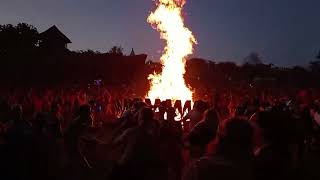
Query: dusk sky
1 0 320 66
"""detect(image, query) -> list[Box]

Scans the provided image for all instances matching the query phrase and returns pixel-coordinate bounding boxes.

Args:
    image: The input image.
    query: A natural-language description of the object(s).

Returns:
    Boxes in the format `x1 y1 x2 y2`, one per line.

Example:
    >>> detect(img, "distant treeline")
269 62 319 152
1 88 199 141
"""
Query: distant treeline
184 58 320 89
1 23 320 90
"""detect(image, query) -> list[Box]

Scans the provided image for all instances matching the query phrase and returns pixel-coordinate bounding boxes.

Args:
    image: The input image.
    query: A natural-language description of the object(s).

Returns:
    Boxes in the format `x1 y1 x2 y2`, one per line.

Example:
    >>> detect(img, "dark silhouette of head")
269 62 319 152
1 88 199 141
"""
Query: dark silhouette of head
252 97 260 108
0 98 9 113
166 107 176 121
79 104 91 118
159 101 167 113
254 109 291 145
51 102 61 114
193 100 201 110
11 104 23 122
132 101 147 114
0 98 10 122
203 108 219 126
138 107 154 127
193 100 208 113
217 117 254 157
78 104 92 125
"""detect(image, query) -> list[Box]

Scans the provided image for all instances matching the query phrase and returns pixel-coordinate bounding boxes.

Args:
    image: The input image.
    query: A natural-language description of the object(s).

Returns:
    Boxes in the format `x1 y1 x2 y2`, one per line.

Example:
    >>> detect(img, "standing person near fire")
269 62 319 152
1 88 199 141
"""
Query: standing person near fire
182 100 208 132
160 107 184 180
110 107 163 180
183 118 255 180
188 108 220 158
64 104 93 177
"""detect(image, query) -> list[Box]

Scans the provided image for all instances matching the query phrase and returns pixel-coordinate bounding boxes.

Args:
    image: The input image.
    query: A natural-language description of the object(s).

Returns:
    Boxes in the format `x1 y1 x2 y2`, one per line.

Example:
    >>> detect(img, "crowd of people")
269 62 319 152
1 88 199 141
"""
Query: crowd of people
1 85 320 180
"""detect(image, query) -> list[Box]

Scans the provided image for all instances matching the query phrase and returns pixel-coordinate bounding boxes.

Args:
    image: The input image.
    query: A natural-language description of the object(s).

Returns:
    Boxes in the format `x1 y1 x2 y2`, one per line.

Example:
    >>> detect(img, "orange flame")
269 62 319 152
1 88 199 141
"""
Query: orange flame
146 0 197 105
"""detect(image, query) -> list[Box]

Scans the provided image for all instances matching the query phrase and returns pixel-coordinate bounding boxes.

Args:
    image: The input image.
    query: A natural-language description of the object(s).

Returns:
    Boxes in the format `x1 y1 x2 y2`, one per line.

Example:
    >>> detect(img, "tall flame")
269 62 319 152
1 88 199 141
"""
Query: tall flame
147 0 197 105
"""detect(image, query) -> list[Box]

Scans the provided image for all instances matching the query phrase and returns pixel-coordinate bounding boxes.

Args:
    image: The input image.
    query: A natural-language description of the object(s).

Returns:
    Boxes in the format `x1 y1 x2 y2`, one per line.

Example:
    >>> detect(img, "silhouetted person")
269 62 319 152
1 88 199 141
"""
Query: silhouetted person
6 104 34 180
157 101 167 122
64 104 93 177
7 104 33 145
252 109 294 180
30 112 48 180
183 117 254 180
183 100 207 132
119 101 146 129
160 107 183 180
0 98 10 178
0 97 10 146
0 98 10 124
73 98 81 118
188 108 220 158
41 103 64 180
110 107 163 180
111 101 146 143
43 103 63 139
245 97 260 117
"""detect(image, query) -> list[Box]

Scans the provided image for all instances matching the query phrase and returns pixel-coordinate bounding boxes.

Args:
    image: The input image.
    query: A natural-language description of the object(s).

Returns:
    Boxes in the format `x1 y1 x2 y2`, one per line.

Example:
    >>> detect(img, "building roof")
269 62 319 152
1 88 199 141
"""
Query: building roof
40 25 71 44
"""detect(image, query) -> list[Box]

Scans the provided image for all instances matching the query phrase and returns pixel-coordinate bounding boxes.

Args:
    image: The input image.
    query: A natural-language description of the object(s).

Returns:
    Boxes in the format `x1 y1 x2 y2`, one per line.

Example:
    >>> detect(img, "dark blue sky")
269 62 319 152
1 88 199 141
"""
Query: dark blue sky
1 0 320 66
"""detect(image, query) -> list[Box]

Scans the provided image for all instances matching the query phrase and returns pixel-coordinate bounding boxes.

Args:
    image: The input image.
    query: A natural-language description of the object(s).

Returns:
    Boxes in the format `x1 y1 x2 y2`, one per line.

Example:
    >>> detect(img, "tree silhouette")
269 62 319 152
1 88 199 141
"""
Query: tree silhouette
77 49 101 55
243 52 263 65
0 23 39 54
108 46 123 56
309 61 320 73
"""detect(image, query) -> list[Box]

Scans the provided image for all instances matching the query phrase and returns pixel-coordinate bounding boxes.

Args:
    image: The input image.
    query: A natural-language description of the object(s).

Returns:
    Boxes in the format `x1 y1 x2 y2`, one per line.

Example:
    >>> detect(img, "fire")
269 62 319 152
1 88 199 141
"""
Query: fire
146 0 197 105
